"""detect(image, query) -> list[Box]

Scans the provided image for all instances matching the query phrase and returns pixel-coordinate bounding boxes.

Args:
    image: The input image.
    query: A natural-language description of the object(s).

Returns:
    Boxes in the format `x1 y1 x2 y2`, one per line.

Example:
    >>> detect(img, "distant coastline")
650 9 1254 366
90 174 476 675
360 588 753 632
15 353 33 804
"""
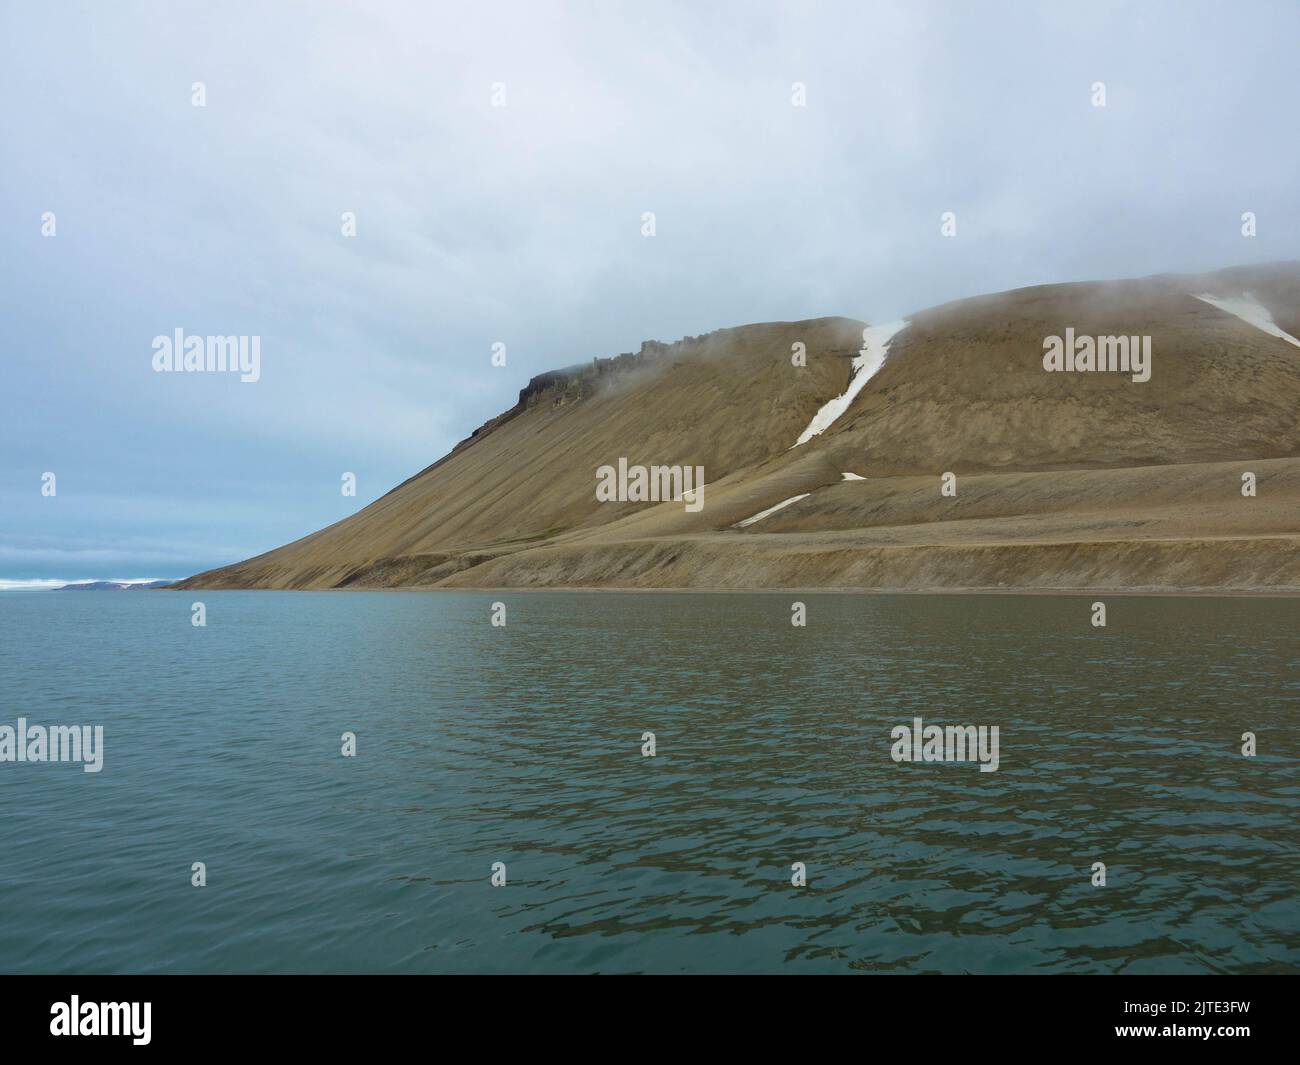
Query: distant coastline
54 580 175 591
0 579 175 592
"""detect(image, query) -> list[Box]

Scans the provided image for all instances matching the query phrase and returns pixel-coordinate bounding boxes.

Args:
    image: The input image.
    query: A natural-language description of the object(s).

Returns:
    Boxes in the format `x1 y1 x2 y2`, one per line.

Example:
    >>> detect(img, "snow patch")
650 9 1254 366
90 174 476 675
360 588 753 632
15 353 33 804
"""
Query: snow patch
793 319 908 447
841 472 865 481
1194 292 1300 348
733 493 811 528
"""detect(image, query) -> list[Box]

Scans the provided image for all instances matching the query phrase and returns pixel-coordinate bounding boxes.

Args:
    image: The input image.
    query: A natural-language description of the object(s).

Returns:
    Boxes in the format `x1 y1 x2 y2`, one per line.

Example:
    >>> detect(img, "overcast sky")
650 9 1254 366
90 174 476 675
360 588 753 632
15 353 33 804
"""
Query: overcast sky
2 0 1297 584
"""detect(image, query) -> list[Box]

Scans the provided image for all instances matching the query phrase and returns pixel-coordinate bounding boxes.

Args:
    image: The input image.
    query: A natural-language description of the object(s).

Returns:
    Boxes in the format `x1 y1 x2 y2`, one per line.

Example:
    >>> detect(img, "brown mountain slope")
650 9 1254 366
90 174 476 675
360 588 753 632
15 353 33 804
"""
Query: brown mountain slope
178 317 865 589
177 263 1300 592
813 267 1300 475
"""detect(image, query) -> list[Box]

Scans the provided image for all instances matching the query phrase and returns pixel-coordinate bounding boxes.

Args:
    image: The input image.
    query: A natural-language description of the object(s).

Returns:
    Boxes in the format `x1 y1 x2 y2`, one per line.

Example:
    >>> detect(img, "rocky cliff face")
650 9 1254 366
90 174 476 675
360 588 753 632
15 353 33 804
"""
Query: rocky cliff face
175 265 1300 593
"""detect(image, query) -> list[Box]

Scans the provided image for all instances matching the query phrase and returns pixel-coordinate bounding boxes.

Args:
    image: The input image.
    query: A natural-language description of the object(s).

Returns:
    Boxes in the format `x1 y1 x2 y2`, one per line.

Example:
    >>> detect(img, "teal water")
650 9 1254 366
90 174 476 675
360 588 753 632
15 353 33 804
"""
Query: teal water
0 591 1295 974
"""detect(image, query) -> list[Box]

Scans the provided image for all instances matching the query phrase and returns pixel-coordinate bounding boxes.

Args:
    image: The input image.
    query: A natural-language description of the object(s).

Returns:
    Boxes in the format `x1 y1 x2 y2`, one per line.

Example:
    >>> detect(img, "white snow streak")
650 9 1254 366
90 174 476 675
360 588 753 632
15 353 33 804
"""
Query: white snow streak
793 319 908 447
1195 292 1300 348
733 493 811 528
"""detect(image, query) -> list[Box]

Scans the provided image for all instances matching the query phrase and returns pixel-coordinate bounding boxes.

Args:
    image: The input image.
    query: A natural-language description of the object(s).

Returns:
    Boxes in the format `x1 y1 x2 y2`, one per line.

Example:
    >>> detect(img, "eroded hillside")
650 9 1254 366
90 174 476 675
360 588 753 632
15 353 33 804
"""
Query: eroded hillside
176 264 1300 593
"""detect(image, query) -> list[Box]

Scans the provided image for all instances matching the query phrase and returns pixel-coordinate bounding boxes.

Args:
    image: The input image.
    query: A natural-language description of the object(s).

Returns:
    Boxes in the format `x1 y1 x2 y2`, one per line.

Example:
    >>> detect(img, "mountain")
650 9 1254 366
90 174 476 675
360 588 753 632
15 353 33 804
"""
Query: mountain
175 263 1300 593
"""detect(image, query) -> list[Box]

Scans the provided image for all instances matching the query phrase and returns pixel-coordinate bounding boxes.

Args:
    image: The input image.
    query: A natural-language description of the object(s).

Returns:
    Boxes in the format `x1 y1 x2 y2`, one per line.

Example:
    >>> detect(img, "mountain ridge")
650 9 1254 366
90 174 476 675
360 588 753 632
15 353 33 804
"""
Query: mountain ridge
175 263 1300 593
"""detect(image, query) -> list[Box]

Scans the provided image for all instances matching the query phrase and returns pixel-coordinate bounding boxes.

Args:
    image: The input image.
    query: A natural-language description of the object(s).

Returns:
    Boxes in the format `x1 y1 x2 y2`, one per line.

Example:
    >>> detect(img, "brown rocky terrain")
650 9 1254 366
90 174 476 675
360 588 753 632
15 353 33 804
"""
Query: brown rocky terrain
175 263 1300 593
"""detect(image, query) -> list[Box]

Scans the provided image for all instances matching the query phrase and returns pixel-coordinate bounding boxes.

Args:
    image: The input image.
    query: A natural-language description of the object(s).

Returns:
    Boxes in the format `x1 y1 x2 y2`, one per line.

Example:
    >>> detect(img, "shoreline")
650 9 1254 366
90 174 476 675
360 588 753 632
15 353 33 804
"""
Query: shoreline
163 584 1300 598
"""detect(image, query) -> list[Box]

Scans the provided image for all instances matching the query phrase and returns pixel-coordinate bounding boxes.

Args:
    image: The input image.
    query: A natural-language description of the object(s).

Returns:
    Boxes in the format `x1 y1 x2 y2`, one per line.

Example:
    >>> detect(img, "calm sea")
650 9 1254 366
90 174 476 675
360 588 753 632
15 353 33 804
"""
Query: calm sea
0 591 1295 973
